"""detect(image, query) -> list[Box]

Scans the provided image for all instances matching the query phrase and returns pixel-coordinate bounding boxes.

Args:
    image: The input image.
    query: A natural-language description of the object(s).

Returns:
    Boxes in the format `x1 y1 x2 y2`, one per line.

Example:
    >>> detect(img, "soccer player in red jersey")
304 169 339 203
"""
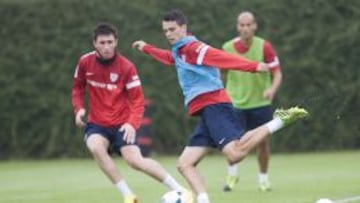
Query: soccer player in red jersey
72 23 186 203
133 10 308 203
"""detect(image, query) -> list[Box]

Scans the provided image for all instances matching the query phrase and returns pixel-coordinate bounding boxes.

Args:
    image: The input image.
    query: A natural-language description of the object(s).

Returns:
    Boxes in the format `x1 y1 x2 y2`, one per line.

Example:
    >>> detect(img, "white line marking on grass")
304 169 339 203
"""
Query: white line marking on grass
334 195 360 203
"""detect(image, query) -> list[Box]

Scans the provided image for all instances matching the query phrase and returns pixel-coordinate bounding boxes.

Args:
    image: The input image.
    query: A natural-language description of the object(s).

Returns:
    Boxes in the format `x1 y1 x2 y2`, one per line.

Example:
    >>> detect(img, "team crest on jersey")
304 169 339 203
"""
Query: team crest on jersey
110 73 119 82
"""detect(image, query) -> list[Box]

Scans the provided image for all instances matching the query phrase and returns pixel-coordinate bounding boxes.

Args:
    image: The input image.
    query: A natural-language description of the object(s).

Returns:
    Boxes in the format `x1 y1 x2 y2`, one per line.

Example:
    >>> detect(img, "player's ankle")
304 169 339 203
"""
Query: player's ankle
265 117 283 134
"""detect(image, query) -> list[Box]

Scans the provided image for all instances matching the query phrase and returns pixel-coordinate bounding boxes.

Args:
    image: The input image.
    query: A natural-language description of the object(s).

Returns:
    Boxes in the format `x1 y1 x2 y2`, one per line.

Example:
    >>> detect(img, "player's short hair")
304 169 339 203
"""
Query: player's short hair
163 9 187 25
93 22 118 40
238 11 257 24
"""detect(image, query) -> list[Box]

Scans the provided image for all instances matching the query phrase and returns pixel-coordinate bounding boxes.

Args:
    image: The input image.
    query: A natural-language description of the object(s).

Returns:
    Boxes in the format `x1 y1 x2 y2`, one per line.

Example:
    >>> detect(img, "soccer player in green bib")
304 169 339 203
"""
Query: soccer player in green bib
222 11 283 192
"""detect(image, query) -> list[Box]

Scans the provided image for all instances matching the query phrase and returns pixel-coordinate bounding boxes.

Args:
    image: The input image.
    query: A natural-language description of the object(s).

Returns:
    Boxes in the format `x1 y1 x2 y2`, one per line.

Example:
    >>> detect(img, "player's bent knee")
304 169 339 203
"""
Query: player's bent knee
176 160 193 174
86 135 109 156
121 145 146 171
223 146 247 164
225 152 239 164
87 144 107 157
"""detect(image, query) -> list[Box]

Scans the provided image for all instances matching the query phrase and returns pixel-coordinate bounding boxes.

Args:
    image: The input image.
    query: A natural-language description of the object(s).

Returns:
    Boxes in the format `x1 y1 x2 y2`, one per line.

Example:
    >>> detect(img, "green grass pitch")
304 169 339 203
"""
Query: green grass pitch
0 151 359 203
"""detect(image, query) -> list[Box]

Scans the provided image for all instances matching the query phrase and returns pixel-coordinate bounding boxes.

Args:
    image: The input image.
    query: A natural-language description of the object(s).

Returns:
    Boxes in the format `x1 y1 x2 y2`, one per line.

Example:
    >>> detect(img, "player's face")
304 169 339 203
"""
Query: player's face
93 34 118 59
237 15 257 40
162 21 187 45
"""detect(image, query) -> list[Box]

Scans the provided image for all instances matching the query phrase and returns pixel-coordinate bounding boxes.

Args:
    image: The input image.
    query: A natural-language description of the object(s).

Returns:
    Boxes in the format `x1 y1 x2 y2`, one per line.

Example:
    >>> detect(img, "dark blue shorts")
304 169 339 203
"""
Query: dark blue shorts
188 103 245 150
84 123 136 153
236 106 273 130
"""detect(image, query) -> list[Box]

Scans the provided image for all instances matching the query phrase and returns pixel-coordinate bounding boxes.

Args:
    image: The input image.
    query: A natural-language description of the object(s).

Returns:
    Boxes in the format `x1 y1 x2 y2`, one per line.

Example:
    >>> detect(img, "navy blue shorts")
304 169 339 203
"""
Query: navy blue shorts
84 123 136 153
188 103 245 150
236 106 273 130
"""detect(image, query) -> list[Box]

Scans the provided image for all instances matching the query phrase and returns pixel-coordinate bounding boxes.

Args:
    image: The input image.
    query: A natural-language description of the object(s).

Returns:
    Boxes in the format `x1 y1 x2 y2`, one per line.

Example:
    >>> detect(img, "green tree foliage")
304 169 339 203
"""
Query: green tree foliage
0 0 359 158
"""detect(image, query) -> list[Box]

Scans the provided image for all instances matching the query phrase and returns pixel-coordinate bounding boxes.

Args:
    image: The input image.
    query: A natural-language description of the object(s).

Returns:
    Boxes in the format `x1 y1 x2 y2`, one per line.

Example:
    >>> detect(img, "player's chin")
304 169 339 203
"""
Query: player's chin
168 39 175 44
103 53 115 59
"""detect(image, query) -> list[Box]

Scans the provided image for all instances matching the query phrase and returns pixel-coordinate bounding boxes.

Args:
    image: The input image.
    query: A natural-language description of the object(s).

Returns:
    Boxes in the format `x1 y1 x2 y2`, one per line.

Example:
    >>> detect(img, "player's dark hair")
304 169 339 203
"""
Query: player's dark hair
93 22 118 40
163 9 187 25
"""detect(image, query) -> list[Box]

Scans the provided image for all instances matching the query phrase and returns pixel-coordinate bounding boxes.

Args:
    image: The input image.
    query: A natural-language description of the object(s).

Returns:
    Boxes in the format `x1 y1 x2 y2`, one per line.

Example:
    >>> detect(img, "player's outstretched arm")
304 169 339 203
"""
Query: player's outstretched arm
200 45 270 72
132 40 175 66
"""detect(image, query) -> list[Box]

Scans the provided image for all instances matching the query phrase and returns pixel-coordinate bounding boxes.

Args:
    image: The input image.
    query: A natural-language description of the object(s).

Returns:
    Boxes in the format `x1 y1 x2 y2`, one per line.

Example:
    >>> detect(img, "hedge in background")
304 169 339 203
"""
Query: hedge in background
0 0 359 158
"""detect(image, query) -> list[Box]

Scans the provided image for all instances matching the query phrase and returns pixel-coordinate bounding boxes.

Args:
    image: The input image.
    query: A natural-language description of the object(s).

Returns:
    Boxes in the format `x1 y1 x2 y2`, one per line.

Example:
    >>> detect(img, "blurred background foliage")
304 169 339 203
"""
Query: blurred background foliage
0 0 359 159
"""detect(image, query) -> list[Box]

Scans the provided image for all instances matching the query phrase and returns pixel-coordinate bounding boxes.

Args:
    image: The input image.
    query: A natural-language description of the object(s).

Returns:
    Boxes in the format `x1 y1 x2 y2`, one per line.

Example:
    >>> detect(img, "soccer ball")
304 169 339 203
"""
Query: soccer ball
315 198 333 203
160 190 193 203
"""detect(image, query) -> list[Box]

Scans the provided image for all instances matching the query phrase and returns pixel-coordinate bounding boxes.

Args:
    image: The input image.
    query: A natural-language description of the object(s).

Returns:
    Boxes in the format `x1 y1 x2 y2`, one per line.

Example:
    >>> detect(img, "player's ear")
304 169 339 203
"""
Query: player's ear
92 39 97 48
181 24 187 35
254 21 258 31
114 38 118 46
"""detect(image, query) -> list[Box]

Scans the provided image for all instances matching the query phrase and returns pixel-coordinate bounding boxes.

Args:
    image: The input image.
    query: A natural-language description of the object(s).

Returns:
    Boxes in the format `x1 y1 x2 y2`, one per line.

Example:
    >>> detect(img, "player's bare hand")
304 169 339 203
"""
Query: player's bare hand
256 62 270 72
132 40 147 51
75 108 86 127
263 88 276 101
119 123 136 144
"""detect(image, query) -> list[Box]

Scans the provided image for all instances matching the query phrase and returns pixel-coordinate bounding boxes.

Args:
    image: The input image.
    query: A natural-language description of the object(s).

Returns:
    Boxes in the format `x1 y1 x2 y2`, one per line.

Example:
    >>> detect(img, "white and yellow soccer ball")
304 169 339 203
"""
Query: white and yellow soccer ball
160 190 193 203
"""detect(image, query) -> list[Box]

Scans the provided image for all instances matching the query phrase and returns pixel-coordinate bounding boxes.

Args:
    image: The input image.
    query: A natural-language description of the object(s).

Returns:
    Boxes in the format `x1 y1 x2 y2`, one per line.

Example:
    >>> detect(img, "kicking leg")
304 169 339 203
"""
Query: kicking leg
222 126 270 164
223 107 309 164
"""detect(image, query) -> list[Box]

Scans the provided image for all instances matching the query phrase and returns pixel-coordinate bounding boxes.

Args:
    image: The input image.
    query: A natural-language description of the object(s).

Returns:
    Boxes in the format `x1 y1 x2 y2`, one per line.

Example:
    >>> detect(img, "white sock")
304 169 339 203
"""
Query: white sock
265 117 284 134
115 180 134 197
197 193 210 203
258 173 269 183
162 174 185 191
228 164 238 176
